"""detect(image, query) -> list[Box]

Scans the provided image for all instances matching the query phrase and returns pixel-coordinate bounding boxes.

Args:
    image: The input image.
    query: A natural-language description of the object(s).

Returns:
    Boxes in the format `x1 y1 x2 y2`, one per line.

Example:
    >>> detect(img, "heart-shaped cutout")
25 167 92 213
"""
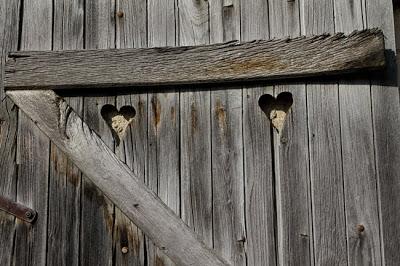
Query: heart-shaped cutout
101 104 136 146
258 92 293 133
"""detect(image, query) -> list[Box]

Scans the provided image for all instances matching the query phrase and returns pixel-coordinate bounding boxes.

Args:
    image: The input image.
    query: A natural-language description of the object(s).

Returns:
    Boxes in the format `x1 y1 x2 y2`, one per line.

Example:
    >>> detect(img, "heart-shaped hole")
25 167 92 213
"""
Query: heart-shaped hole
258 92 293 133
101 104 136 146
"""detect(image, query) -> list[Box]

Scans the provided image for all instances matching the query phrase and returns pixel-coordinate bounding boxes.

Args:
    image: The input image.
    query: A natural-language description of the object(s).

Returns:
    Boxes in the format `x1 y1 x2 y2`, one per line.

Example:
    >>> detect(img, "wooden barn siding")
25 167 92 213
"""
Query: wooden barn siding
0 1 399 266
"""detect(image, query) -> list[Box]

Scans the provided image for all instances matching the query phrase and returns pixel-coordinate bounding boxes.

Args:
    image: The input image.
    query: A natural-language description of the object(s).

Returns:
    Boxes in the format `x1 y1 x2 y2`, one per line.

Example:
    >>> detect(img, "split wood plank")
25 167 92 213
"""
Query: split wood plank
81 1 115 265
179 0 213 251
0 0 19 264
366 0 400 265
240 1 277 265
209 1 246 265
146 0 179 265
6 89 230 266
4 29 386 90
114 0 147 264
303 1 348 265
46 1 84 265
12 1 52 265
335 2 382 265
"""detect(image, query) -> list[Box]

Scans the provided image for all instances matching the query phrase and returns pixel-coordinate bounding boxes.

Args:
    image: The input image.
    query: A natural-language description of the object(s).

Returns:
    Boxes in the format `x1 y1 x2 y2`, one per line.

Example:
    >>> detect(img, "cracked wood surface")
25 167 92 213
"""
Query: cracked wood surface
4 29 385 90
6 89 229 266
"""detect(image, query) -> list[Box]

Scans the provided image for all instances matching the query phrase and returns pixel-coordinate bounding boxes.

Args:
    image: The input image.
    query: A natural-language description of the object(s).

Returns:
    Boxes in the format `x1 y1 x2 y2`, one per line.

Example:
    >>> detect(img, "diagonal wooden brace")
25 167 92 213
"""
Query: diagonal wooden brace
6 90 229 266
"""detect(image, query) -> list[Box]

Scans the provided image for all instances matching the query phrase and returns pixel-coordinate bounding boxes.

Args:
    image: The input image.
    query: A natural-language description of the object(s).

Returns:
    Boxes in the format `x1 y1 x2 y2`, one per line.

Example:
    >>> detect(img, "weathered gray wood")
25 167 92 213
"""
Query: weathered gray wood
335 3 383 265
12 1 51 265
209 1 246 265
269 0 313 265
148 92 180 266
240 1 277 265
366 1 400 265
81 97 115 266
4 29 386 90
46 1 84 265
307 84 347 265
338 82 382 265
147 1 179 265
273 85 312 266
114 94 147 266
303 1 347 265
179 0 213 251
114 0 147 265
243 86 276 266
7 89 230 266
81 2 115 265
211 88 246 266
116 0 147 50
0 0 20 264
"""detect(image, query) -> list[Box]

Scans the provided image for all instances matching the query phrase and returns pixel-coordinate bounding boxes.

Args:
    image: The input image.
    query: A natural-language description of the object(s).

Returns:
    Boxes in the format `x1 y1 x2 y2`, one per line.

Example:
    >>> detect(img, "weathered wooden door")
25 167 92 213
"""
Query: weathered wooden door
1 0 399 265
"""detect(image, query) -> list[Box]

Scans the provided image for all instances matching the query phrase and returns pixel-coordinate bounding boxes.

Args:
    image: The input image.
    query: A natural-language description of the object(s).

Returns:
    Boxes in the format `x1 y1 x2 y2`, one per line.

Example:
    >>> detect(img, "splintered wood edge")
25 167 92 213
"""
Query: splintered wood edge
4 29 385 90
6 89 230 266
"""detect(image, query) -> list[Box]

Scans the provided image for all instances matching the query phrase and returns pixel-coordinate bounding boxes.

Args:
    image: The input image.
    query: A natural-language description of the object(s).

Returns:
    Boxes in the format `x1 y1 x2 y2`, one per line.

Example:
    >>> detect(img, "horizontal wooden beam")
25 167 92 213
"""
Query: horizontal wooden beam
5 29 385 90
6 90 230 266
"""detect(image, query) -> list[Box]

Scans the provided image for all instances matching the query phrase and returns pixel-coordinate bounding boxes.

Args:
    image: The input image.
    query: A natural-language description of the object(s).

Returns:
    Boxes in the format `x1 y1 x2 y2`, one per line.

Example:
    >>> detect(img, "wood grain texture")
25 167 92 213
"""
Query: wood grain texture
269 0 313 265
243 86 276 266
12 1 51 265
335 2 382 265
146 0 179 265
114 0 147 265
0 0 20 264
4 29 386 90
338 82 382 266
273 85 312 266
114 94 147 266
209 1 246 264
179 0 213 251
81 1 115 265
307 84 347 266
240 1 277 265
7 89 230 266
81 96 115 266
302 1 347 265
211 89 246 266
147 92 180 266
366 0 400 265
47 1 84 265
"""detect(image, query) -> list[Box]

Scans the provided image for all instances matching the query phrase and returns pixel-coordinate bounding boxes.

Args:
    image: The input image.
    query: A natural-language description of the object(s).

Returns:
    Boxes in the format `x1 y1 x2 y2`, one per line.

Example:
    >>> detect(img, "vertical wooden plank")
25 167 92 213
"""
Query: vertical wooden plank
82 1 115 265
302 1 347 265
273 84 311 266
366 0 400 265
114 0 147 264
114 95 147 266
240 1 277 266
81 96 115 266
13 0 52 265
338 82 382 266
209 1 246 265
268 0 300 38
147 0 179 264
335 1 382 265
268 0 312 265
47 1 84 265
0 0 20 264
306 82 347 265
178 0 213 249
242 84 276 266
